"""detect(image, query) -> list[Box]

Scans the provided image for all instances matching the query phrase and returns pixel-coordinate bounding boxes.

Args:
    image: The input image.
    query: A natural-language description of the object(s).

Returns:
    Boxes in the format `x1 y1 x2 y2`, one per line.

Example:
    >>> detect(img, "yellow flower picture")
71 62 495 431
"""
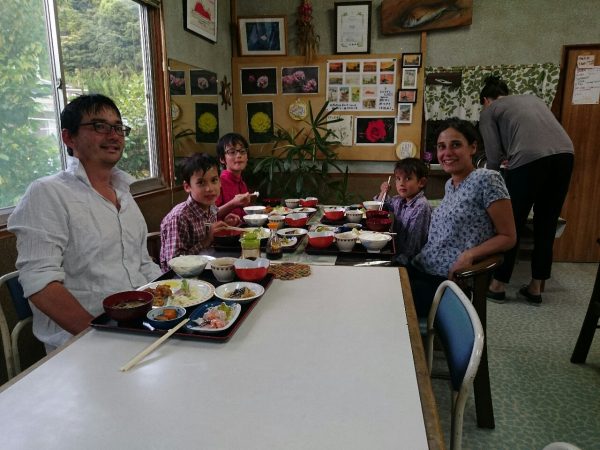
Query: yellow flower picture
198 112 217 133
250 112 271 134
195 103 219 143
246 102 274 143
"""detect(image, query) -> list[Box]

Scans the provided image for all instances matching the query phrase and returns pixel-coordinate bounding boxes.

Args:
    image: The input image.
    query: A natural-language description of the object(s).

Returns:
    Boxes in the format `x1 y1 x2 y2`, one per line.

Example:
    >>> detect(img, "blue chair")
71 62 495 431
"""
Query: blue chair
426 280 484 450
0 271 33 379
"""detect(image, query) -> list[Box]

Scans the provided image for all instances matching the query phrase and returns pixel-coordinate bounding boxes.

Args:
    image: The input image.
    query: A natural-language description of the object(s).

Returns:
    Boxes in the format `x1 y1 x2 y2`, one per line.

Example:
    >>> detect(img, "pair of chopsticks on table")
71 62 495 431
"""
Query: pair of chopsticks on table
379 176 392 210
120 318 190 372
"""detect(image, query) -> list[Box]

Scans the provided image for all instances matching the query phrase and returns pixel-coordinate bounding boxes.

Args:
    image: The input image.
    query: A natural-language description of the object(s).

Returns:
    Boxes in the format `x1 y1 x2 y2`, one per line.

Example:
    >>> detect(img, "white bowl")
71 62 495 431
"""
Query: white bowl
243 214 269 227
168 255 212 277
285 198 300 208
211 257 237 282
334 231 357 252
243 205 267 215
267 214 285 229
360 232 392 253
345 210 363 223
363 200 383 211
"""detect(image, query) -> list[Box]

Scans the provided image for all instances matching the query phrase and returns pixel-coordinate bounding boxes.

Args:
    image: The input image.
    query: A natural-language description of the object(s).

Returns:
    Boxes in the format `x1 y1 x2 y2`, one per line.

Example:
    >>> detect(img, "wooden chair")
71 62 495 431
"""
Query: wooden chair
570 238 600 364
146 231 161 264
427 280 484 450
453 254 503 429
0 271 34 379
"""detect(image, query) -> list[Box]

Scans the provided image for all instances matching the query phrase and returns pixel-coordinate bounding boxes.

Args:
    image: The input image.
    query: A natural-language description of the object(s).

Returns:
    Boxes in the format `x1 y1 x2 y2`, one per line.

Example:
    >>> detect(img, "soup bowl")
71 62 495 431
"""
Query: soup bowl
285 198 300 208
366 217 393 232
103 290 153 322
345 210 363 224
234 258 270 282
334 231 357 252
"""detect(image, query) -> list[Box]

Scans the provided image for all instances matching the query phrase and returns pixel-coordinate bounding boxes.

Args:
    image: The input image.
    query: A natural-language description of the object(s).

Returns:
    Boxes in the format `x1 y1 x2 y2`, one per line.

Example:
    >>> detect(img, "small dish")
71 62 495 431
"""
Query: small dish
186 300 241 333
292 207 317 214
279 236 298 248
214 281 265 303
146 306 187 330
277 228 309 238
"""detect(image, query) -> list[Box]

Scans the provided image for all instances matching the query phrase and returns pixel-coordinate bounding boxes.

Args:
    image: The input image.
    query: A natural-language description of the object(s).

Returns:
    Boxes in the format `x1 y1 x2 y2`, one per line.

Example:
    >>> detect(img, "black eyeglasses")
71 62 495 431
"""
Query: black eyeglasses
79 122 132 137
224 148 248 156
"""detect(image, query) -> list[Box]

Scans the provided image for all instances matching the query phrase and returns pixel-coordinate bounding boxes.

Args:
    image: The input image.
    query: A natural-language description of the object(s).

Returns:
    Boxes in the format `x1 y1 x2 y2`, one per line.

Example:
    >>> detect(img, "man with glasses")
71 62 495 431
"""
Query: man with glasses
8 94 162 353
215 132 254 218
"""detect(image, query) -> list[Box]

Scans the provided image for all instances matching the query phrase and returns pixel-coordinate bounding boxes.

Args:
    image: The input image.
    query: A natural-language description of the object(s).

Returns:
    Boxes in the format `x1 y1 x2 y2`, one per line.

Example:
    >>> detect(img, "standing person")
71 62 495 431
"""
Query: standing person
8 94 162 352
159 153 241 271
375 158 432 265
215 132 253 218
407 118 516 317
479 75 574 304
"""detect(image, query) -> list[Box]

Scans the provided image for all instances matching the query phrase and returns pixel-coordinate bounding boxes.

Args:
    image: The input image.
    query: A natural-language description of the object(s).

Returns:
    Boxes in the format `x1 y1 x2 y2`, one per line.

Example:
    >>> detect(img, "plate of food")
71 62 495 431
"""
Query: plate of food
310 224 339 233
214 281 265 304
138 279 215 308
268 206 292 215
279 236 298 248
243 227 271 239
292 207 317 214
277 228 309 238
186 300 241 333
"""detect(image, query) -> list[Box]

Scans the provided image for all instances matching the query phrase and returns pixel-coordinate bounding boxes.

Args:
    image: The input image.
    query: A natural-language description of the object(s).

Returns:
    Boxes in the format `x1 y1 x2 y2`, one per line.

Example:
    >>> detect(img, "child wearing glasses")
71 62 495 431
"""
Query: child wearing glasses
215 133 254 218
375 158 432 266
160 153 241 271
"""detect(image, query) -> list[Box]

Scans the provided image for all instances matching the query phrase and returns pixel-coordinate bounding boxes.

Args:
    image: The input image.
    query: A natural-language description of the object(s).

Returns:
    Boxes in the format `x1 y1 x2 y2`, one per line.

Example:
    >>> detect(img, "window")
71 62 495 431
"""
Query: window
0 0 167 224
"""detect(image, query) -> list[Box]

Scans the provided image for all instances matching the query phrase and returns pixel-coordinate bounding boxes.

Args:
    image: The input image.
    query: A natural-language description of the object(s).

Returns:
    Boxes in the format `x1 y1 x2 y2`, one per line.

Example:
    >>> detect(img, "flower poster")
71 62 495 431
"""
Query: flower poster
247 102 274 143
281 66 319 94
326 58 396 111
241 68 277 95
190 69 218 95
355 117 396 145
195 103 219 143
169 70 186 96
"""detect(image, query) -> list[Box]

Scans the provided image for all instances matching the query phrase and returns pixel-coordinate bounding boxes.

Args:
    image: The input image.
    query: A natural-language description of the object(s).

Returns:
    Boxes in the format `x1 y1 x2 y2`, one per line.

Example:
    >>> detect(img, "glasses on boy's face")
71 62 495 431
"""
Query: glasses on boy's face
79 122 132 137
225 147 248 156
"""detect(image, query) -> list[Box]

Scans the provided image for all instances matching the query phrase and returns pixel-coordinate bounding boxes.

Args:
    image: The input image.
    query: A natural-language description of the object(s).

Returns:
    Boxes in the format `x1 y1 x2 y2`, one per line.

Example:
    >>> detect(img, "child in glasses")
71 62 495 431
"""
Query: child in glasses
215 132 254 218
160 153 241 271
375 158 432 266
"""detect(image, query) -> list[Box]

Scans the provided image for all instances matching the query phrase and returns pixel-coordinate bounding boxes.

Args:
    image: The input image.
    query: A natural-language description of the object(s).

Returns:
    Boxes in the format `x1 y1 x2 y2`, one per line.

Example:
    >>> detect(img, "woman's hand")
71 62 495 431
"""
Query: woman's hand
224 213 241 227
448 249 475 280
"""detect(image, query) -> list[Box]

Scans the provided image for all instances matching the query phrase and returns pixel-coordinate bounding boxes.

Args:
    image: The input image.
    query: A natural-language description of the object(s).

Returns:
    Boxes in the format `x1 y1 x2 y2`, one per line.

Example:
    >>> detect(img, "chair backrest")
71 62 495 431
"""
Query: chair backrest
427 280 484 450
2 272 32 321
147 231 161 264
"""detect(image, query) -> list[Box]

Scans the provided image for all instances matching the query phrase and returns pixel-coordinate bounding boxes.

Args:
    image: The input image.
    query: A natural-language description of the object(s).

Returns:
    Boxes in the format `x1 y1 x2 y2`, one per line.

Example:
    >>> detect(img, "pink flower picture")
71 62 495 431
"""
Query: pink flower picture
281 66 319 94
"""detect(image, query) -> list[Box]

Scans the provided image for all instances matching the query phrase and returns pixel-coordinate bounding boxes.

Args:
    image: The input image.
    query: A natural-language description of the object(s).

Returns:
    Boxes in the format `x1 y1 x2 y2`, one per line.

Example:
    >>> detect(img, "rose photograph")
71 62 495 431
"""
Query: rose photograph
195 103 219 143
190 69 218 95
241 67 277 95
169 70 186 96
246 102 274 143
355 117 396 145
281 66 319 94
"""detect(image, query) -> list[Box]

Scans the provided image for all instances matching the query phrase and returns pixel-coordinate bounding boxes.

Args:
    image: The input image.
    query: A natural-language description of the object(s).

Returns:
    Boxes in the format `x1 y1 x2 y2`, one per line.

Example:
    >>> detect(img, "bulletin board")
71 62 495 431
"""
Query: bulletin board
232 53 424 161
168 58 220 157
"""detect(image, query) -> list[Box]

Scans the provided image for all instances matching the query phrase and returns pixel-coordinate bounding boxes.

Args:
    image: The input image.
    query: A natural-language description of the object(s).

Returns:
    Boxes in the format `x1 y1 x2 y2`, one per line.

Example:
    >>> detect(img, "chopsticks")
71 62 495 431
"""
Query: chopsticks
223 226 247 232
379 176 392 210
119 318 190 372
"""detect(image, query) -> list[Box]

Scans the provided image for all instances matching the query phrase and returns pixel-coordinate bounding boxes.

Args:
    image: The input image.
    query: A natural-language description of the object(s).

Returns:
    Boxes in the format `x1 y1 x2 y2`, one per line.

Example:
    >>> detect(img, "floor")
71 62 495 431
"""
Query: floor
431 261 600 450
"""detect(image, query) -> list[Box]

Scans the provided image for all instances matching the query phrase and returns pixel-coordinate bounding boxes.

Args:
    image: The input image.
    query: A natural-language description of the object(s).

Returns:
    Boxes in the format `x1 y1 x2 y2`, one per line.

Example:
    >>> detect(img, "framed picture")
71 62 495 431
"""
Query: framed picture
195 103 219 143
238 17 287 56
281 66 319 94
402 53 422 68
334 2 372 54
169 70 186 96
355 116 396 145
240 67 277 95
397 103 413 124
247 102 274 143
401 67 418 89
398 89 417 103
183 0 217 43
190 69 218 95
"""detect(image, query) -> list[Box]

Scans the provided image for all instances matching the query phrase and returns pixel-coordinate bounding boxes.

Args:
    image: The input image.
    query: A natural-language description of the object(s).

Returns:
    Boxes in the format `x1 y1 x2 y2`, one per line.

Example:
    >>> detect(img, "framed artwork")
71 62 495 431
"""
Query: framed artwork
327 114 354 146
397 103 413 124
334 2 372 54
355 117 396 145
169 70 186 96
190 69 218 95
398 89 417 103
195 103 219 143
401 67 418 89
240 67 277 95
238 17 287 56
281 66 319 94
402 53 422 68
183 0 217 43
247 102 274 143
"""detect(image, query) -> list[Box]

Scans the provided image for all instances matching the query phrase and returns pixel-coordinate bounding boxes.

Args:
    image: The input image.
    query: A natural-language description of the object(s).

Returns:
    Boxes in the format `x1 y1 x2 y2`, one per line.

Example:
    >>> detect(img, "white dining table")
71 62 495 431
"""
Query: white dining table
0 265 443 450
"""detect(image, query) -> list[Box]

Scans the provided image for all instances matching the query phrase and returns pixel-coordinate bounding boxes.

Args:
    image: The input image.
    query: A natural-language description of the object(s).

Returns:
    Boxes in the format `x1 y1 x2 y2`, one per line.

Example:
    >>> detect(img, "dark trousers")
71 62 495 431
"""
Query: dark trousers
494 153 574 283
406 263 447 318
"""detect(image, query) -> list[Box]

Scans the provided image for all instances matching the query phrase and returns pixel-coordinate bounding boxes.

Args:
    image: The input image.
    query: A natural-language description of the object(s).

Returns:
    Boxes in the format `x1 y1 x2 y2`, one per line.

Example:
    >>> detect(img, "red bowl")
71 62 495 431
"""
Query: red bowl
285 213 308 227
103 290 153 322
366 210 390 219
366 218 393 232
213 229 243 246
323 208 345 221
234 266 268 281
307 231 335 249
299 198 318 207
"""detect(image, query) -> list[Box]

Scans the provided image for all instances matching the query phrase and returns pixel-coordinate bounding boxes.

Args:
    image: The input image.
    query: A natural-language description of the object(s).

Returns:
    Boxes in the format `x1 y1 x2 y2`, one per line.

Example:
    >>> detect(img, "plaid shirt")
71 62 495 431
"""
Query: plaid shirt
159 196 218 271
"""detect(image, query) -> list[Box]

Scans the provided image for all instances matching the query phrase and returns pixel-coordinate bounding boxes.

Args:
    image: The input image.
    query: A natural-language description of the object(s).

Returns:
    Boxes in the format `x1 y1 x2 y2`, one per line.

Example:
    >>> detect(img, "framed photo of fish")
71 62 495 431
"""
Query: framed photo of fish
380 0 473 34
402 53 422 68
183 0 217 43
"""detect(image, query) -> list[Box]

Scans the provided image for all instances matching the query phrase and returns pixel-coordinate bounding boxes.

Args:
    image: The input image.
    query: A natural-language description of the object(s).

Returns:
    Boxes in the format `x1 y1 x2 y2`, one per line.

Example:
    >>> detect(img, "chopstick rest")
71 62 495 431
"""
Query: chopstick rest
119 318 190 372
